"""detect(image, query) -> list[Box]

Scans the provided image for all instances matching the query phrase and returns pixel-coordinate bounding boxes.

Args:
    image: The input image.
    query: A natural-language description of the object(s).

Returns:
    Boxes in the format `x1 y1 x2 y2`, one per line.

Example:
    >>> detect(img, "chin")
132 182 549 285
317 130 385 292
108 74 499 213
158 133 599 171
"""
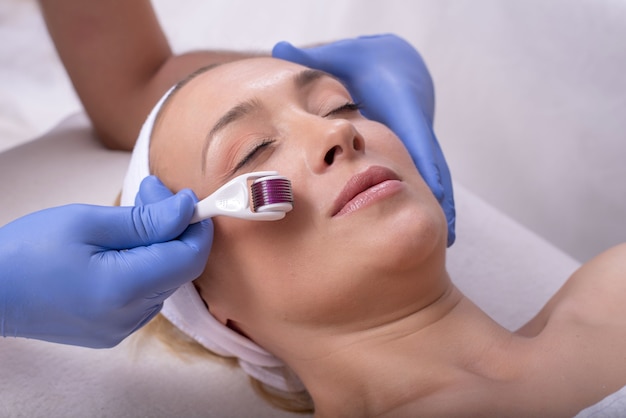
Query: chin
397 209 445 263
356 200 447 272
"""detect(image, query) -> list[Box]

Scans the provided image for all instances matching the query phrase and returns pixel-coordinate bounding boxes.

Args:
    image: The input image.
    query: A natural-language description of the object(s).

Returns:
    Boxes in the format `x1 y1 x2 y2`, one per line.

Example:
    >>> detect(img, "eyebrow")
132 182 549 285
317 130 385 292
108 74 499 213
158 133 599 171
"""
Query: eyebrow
201 69 335 172
294 68 331 89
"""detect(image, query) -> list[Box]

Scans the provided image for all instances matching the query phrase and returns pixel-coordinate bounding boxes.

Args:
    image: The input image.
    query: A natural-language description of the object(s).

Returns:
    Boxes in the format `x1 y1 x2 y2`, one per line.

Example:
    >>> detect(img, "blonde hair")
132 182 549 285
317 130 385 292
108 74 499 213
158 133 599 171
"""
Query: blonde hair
139 314 314 414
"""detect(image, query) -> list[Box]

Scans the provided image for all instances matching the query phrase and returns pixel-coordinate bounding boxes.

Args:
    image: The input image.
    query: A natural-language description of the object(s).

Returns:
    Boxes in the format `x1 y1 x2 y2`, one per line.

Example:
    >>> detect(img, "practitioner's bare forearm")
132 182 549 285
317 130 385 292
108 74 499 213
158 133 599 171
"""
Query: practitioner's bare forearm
39 0 258 150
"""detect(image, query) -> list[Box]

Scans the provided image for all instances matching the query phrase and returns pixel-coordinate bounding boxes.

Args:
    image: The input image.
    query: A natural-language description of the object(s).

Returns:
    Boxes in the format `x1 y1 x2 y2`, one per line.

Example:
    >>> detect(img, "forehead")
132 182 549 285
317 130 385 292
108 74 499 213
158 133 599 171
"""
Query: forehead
149 57 340 189
153 57 322 151
174 57 310 110
153 57 345 150
152 58 305 154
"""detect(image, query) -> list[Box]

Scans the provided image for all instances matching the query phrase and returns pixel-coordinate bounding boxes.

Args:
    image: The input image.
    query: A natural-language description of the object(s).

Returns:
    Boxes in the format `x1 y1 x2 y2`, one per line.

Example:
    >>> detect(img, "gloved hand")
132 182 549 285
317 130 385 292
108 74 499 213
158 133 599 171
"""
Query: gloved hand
0 176 212 348
273 34 455 246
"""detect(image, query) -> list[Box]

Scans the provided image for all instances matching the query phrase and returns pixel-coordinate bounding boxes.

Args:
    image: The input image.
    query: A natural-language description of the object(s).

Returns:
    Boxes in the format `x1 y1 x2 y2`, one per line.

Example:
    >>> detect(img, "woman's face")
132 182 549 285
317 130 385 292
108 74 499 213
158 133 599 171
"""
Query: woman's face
150 57 448 356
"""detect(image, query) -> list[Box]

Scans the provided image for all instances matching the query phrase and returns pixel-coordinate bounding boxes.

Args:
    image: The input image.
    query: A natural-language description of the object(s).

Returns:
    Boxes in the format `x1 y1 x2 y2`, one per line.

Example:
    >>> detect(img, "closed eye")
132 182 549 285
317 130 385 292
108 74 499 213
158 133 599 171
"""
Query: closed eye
230 102 359 174
323 102 362 118
232 138 275 174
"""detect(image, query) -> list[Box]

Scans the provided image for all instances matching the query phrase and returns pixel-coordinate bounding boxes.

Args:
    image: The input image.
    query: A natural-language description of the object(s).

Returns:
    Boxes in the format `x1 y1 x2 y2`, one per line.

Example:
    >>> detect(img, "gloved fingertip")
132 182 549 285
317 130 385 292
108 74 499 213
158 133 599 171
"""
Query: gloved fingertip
177 188 200 204
135 176 159 206
139 175 165 192
272 40 289 50
446 219 456 247
272 40 296 57
147 174 164 185
135 194 193 244
136 175 174 206
272 41 312 66
168 191 197 222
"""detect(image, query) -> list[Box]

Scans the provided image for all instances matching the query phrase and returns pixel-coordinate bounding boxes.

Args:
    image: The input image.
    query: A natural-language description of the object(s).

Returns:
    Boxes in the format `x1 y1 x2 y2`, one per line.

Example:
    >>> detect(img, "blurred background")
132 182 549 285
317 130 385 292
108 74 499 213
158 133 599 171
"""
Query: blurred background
1 0 624 262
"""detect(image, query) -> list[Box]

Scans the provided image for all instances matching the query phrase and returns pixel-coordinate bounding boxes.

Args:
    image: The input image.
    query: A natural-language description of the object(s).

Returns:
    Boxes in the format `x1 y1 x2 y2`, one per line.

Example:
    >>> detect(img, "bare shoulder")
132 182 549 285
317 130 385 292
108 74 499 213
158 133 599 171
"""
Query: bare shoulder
568 243 626 286
558 243 626 323
518 243 626 335
513 244 626 412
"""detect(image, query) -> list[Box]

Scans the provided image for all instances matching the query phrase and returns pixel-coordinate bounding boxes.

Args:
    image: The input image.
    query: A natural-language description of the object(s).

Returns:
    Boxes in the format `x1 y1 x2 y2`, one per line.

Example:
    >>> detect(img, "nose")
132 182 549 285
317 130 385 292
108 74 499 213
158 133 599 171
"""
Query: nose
307 118 365 173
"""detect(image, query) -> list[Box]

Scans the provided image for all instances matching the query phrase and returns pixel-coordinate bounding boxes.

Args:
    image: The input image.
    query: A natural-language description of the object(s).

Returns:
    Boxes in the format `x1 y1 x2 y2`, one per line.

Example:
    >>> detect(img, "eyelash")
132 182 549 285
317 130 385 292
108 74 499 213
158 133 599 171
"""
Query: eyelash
324 101 362 117
233 101 362 172
233 138 275 173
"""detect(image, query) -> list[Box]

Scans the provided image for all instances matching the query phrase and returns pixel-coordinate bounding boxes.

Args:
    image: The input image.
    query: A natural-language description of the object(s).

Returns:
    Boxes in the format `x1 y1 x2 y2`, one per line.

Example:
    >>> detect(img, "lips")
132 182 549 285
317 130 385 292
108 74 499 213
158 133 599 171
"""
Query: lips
331 166 401 217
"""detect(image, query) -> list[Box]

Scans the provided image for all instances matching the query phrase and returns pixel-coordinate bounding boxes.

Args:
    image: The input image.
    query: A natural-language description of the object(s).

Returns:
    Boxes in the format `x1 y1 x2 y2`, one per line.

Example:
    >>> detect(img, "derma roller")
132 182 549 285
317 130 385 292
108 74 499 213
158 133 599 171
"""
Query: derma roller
189 171 293 223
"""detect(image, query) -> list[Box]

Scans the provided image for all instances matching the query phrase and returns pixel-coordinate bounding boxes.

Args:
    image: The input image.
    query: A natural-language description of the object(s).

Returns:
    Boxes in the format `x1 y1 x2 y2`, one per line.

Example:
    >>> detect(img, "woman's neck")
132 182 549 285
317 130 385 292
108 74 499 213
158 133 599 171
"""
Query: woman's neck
286 283 527 417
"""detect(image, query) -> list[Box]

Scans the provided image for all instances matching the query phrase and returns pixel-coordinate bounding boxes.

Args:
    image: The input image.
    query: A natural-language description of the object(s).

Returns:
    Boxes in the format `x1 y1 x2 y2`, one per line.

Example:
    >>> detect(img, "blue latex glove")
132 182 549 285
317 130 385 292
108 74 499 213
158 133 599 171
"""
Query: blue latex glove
273 34 456 246
0 176 212 348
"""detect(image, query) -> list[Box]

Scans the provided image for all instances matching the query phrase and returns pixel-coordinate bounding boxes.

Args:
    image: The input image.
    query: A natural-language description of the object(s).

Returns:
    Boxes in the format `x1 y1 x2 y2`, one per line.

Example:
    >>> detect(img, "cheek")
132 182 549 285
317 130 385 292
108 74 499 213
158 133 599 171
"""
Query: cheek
151 149 215 199
362 121 435 200
198 217 309 317
199 212 353 330
366 123 416 167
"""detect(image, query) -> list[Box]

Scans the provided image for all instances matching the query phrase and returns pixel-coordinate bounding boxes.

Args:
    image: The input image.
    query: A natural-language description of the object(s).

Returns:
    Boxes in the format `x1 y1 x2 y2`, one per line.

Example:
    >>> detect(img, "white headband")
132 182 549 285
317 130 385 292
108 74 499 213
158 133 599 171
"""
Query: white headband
120 86 305 393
